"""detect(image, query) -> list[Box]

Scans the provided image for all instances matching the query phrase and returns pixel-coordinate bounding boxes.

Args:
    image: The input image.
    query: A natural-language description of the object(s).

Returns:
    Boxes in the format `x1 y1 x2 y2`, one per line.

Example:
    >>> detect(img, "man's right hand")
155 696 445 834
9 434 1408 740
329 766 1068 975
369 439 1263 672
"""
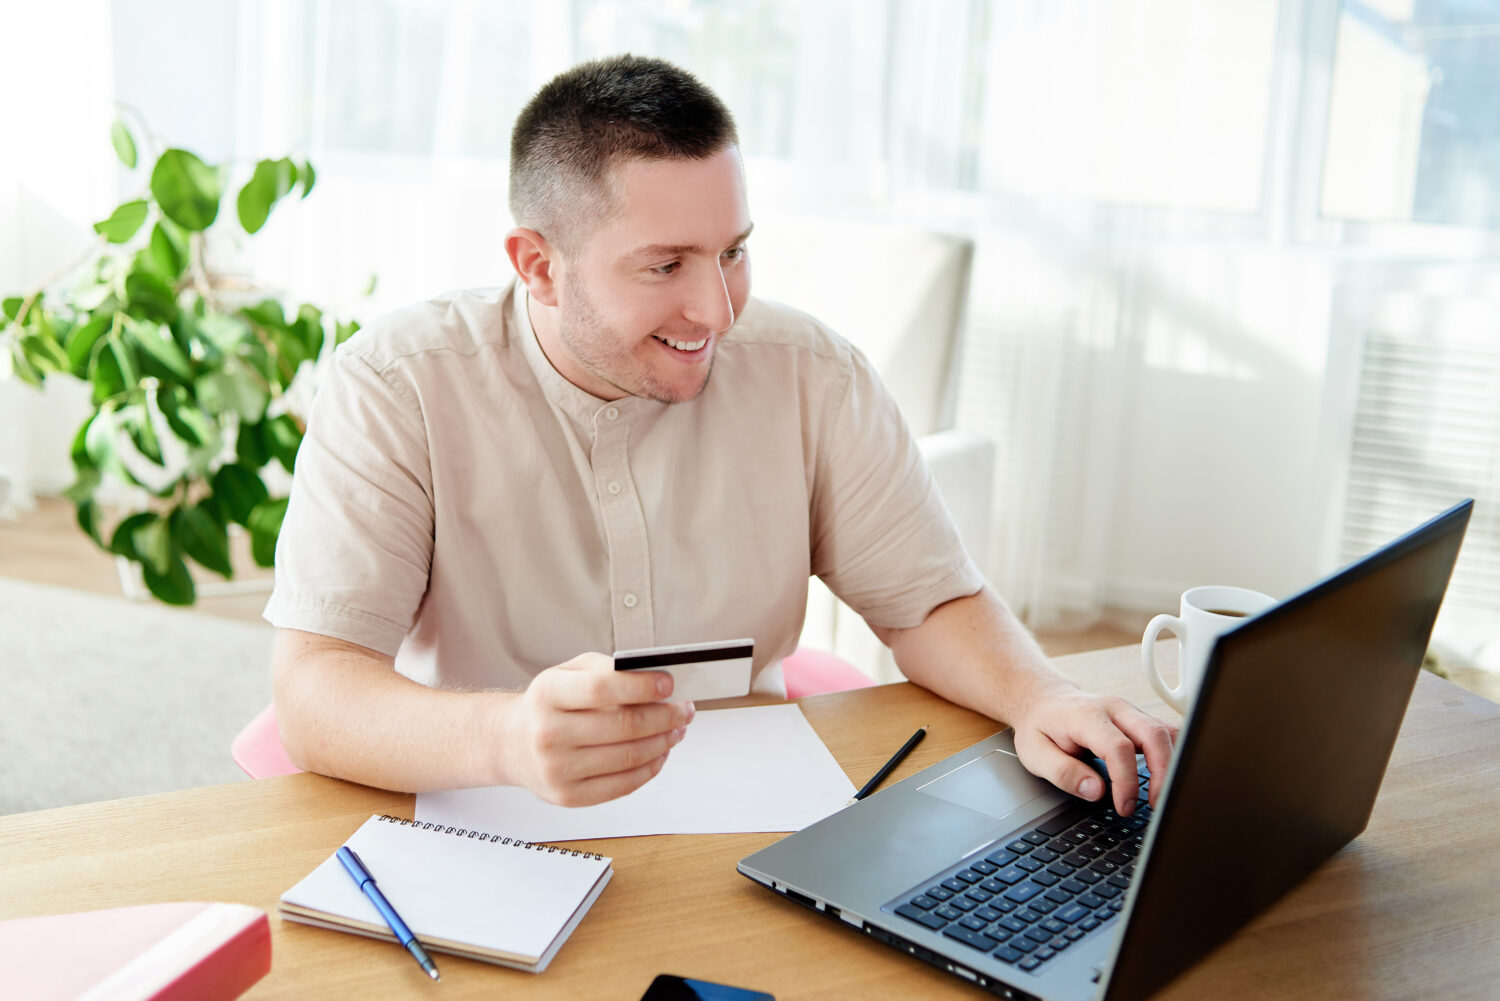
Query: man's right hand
496 652 694 807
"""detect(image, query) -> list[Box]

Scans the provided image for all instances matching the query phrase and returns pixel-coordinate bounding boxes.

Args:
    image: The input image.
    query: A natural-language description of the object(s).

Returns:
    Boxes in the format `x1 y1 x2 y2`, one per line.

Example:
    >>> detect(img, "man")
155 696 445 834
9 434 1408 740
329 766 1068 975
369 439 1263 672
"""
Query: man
267 55 1174 813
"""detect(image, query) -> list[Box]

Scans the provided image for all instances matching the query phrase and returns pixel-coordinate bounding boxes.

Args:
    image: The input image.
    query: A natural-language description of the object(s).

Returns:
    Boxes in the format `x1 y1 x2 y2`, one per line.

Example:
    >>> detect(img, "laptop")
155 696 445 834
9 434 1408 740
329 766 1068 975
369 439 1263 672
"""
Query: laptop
739 500 1472 1001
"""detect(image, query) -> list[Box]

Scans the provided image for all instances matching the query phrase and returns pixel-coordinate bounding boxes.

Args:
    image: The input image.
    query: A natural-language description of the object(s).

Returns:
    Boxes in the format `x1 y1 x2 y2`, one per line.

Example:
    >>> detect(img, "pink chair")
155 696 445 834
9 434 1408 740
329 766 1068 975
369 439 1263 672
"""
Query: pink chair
231 647 874 779
782 646 876 699
230 703 302 779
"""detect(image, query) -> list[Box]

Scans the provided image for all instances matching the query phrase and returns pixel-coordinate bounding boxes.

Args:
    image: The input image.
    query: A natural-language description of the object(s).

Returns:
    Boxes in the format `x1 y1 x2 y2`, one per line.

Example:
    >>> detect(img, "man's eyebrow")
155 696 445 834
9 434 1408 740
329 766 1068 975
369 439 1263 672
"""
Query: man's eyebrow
626 224 755 260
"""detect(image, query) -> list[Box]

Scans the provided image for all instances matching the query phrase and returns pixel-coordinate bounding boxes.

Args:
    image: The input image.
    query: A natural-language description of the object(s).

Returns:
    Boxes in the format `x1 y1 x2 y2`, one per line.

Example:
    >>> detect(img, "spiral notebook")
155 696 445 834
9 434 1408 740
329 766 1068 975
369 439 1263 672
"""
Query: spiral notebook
279 814 613 973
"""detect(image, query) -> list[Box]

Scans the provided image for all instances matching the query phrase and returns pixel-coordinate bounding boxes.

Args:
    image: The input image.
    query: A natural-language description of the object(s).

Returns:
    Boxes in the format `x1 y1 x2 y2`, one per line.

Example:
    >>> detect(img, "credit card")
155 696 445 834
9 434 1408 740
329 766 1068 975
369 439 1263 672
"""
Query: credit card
613 638 754 703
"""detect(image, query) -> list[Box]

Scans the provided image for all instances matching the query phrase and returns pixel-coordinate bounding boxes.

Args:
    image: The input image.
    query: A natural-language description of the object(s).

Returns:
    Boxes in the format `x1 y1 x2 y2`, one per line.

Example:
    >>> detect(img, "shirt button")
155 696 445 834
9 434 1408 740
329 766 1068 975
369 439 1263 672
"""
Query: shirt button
605 406 619 421
622 593 638 608
607 481 622 495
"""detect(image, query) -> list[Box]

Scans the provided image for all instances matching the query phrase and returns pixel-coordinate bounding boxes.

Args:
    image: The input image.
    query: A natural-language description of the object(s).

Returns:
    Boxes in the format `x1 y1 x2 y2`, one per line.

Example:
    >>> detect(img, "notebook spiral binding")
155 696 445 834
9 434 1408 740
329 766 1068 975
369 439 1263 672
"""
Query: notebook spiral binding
376 814 604 860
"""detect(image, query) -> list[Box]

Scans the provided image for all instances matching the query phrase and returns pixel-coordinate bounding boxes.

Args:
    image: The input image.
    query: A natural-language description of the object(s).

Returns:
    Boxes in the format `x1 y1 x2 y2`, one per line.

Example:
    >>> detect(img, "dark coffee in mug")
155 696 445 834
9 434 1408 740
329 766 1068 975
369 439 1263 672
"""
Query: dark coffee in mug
1204 608 1249 618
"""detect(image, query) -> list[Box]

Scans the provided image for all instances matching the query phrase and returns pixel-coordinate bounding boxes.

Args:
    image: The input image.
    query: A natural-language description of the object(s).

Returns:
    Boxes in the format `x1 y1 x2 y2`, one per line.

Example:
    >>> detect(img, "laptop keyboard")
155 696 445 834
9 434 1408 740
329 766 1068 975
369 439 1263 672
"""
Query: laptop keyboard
891 760 1151 977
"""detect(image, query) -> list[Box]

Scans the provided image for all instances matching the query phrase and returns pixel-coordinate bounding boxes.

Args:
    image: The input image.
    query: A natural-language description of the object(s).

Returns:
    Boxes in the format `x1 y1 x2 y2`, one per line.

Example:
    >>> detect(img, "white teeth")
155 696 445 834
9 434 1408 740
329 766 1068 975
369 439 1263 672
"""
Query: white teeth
659 336 708 351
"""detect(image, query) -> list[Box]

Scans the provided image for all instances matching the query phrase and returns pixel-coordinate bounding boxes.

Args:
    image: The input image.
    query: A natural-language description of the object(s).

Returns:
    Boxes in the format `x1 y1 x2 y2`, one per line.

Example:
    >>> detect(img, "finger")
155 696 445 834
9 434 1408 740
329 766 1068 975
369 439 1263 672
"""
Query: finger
554 749 673 807
548 700 694 749
557 725 688 785
1013 729 1110 805
541 659 674 710
1072 706 1140 815
1110 706 1177 808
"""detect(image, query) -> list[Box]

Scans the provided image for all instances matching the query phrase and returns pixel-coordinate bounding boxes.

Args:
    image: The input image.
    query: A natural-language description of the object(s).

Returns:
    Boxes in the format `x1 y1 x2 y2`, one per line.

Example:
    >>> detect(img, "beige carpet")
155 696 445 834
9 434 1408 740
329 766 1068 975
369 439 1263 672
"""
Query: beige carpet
1 577 274 814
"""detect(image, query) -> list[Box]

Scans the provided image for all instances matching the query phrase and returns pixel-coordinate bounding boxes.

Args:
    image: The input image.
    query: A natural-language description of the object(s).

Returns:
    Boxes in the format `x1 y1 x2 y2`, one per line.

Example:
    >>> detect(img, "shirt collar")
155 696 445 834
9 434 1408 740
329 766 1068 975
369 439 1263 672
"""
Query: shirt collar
510 280 660 434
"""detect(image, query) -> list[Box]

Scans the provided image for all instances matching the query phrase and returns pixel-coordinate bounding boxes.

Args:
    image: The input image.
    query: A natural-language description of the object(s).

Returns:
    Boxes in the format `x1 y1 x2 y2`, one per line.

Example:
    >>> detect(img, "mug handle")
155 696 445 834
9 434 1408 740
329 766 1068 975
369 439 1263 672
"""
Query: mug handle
1142 614 1186 713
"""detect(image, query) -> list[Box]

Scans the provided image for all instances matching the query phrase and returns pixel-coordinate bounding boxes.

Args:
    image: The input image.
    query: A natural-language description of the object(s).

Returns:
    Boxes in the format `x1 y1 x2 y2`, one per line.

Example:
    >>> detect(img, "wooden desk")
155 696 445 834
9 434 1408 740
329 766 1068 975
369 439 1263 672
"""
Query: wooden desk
4 645 1498 1000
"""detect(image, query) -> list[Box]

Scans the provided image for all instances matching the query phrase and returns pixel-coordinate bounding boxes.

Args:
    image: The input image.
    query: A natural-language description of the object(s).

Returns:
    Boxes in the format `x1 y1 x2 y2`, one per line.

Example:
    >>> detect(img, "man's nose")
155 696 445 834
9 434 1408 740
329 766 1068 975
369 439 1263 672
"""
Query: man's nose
682 262 735 332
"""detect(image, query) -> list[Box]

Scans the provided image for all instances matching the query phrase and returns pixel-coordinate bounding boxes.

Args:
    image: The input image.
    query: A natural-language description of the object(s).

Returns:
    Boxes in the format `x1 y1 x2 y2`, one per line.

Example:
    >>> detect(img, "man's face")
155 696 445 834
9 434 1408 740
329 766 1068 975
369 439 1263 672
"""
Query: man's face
544 147 753 404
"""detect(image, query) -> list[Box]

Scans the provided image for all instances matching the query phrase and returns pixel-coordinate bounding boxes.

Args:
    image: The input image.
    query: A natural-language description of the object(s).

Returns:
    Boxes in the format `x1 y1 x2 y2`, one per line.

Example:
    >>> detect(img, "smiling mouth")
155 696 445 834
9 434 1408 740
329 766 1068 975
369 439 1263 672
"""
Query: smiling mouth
653 334 709 352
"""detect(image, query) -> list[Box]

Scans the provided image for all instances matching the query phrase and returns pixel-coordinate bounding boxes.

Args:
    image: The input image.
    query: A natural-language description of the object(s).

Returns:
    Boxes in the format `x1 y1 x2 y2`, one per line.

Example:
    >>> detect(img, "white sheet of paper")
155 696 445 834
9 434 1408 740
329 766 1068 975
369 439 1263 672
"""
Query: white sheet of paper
416 704 856 841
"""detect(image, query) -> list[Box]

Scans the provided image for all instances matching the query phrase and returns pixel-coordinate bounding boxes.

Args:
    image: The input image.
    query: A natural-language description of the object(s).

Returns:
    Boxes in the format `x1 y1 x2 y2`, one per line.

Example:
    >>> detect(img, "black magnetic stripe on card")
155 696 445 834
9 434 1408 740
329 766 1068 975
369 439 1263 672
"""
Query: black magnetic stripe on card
615 645 754 670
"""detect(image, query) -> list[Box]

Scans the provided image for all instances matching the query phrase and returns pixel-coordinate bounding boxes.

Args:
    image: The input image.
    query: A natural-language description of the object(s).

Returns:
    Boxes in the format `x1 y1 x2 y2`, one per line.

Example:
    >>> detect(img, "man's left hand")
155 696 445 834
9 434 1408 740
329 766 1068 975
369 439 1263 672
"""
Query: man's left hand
1009 687 1178 815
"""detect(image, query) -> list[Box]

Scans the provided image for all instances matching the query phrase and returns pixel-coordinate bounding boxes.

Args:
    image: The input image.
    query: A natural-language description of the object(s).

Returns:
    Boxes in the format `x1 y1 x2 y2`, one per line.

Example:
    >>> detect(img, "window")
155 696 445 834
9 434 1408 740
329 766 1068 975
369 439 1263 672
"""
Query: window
1322 0 1500 228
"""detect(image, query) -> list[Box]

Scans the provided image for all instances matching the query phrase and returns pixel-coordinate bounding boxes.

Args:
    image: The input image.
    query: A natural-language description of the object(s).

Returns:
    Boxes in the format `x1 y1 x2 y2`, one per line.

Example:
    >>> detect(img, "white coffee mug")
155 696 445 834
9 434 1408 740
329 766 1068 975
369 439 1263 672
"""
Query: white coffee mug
1142 585 1276 713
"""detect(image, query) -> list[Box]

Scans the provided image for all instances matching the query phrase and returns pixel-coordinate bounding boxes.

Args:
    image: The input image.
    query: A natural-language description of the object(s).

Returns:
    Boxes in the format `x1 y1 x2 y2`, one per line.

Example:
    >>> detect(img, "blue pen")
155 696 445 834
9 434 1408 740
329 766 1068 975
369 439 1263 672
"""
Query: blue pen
337 846 441 982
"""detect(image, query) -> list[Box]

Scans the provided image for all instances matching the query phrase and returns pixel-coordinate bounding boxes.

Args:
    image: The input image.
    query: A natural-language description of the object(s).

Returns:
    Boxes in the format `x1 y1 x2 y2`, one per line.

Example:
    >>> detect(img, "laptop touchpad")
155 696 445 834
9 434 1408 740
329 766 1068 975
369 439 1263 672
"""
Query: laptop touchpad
917 748 1058 822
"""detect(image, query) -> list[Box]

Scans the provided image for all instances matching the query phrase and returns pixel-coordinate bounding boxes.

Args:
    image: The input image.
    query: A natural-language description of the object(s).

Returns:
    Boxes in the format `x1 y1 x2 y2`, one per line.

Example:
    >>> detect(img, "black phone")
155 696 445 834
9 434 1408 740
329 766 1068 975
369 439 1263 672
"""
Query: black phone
638 973 775 1001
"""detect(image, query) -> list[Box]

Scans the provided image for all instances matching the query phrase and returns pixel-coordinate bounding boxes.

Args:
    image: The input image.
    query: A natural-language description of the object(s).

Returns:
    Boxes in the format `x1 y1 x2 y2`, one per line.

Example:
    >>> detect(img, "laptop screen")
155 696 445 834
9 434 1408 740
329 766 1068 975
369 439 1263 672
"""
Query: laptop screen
1101 500 1470 1001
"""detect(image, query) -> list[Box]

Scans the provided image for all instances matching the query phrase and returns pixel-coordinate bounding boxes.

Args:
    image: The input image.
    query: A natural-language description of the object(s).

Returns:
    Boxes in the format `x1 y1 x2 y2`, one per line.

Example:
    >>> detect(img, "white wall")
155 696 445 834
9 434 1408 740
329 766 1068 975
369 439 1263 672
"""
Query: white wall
0 2 120 509
1099 247 1341 609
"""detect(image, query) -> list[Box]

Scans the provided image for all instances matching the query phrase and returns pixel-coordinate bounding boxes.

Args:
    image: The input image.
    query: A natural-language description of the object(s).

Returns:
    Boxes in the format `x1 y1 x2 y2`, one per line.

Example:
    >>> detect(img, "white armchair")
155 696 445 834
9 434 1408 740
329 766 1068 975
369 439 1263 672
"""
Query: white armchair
749 216 993 684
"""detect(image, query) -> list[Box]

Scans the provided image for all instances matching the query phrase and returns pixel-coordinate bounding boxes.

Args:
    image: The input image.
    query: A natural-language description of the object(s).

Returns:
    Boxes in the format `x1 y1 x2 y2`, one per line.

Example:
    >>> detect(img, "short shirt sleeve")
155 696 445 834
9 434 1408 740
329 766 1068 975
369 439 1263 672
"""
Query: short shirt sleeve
808 343 985 629
262 342 435 656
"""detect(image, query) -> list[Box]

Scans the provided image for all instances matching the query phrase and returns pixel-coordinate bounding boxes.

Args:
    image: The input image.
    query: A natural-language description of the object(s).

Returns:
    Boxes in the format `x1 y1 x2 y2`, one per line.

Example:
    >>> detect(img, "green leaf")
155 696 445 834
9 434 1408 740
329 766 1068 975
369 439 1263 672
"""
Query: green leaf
84 407 137 485
107 333 142 394
241 339 280 385
173 503 233 578
157 384 213 448
361 273 377 297
69 416 93 469
167 314 195 358
119 402 164 466
21 304 62 341
211 463 269 526
142 551 196 605
2 297 23 321
123 270 178 324
240 299 286 331
236 157 297 234
110 119 138 169
247 496 288 567
270 326 309 375
198 312 251 353
236 177 273 235
294 304 325 362
93 200 149 244
196 364 269 423
64 466 102 505
146 222 185 281
19 332 70 374
49 314 76 345
265 414 303 473
126 319 193 382
134 513 172 576
300 160 316 198
65 315 112 376
276 157 298 191
74 280 116 313
75 497 104 546
151 149 221 232
235 419 270 468
9 347 43 388
336 319 361 345
109 511 156 560
88 343 125 404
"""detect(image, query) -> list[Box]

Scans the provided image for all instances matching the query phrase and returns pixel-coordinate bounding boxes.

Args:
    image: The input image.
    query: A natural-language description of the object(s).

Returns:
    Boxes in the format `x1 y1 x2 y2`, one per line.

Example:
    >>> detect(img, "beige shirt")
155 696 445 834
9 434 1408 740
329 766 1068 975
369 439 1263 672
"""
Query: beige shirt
265 281 983 694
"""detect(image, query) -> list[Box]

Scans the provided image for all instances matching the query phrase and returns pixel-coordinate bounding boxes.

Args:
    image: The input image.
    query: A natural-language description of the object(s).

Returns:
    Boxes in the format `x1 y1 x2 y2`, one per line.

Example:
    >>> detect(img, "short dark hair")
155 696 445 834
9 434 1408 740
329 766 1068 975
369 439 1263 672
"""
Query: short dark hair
509 55 739 253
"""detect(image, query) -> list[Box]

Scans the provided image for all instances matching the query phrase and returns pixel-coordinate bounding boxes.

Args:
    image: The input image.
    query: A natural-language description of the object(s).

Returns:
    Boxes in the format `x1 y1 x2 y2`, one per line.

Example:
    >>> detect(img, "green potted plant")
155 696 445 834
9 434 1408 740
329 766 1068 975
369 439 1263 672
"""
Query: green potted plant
0 119 359 604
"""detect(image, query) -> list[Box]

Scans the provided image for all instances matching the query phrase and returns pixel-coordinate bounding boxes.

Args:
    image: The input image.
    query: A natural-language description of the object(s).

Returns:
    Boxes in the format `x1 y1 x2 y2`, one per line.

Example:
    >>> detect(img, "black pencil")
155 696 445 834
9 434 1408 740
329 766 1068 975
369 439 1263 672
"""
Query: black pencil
851 725 930 802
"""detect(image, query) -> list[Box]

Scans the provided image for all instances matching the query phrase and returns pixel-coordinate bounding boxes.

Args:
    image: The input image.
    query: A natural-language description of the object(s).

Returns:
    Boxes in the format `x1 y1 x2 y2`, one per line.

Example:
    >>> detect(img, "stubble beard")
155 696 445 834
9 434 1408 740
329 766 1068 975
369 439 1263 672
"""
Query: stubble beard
559 272 716 405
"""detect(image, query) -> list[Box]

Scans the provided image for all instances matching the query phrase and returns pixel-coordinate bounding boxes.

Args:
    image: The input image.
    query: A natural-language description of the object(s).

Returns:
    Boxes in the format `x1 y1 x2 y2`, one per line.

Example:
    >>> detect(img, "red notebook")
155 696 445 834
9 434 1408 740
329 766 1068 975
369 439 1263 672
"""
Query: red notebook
0 901 271 1001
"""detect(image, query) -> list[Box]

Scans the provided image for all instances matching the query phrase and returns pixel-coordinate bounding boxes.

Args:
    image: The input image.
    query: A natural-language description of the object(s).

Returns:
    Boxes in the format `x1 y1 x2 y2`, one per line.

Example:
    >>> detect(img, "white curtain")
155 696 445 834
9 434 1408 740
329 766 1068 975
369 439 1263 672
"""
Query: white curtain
12 0 1500 665
221 0 1387 622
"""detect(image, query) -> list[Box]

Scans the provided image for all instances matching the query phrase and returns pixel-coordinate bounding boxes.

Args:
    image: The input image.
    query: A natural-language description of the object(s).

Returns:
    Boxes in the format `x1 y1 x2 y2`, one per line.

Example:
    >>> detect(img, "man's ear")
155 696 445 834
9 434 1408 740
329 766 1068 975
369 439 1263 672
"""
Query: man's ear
505 227 560 306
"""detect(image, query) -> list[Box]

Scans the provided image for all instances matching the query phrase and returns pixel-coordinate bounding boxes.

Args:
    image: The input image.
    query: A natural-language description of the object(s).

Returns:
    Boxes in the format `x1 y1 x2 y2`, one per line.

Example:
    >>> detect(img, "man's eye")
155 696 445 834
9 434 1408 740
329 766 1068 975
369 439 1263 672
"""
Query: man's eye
723 246 746 262
652 262 680 275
